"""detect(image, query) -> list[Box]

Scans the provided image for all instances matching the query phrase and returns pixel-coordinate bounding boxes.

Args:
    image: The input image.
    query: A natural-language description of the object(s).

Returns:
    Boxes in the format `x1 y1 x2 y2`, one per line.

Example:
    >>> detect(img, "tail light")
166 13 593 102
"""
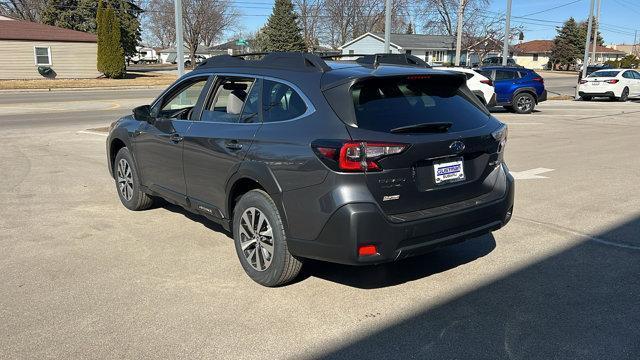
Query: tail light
491 124 508 153
312 141 407 172
579 80 588 84
532 77 544 84
605 79 619 84
480 79 493 86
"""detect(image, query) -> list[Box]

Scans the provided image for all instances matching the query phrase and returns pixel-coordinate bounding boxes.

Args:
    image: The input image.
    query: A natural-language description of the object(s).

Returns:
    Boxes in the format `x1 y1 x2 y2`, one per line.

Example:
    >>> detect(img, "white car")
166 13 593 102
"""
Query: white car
578 68 640 101
437 67 496 106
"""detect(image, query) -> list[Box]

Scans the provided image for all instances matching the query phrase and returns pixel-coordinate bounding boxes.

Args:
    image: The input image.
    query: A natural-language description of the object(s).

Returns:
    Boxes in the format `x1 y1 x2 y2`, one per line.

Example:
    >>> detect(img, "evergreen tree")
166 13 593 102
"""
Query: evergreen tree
406 22 414 35
263 0 306 52
96 0 106 73
579 17 604 48
42 0 141 58
100 5 126 78
551 17 582 70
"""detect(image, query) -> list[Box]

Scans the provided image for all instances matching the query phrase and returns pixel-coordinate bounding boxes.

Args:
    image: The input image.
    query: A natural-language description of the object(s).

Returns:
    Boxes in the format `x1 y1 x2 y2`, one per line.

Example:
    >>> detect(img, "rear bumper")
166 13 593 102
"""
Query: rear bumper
578 91 615 97
287 164 514 265
538 89 548 102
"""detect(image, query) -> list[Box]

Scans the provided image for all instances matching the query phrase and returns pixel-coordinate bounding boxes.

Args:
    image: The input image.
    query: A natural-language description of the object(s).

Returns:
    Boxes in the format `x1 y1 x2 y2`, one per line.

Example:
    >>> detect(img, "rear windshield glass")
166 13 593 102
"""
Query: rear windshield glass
350 76 489 133
588 70 620 78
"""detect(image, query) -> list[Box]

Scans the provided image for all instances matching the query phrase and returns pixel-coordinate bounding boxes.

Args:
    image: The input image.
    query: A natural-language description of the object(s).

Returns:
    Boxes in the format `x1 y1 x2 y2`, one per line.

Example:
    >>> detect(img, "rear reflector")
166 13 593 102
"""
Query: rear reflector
358 245 378 256
579 80 587 84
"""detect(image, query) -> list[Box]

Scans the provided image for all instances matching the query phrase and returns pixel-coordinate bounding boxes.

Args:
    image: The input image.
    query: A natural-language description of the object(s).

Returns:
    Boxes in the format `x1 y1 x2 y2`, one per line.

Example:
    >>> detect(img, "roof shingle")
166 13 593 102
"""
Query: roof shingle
0 20 96 43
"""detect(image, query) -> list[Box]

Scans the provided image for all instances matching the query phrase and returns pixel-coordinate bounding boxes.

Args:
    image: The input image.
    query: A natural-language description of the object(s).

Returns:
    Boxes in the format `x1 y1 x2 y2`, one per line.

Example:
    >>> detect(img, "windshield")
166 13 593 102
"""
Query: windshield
588 70 620 78
350 76 489 133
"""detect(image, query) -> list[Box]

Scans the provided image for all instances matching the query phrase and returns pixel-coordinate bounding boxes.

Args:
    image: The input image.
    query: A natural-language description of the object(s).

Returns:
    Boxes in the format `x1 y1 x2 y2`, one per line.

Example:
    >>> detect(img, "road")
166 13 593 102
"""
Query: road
538 70 578 96
1 90 639 359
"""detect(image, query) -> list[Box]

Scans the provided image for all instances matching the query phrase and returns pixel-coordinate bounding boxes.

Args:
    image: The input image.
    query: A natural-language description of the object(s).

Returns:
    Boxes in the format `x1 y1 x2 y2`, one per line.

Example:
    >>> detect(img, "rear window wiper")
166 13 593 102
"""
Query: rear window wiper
389 122 453 134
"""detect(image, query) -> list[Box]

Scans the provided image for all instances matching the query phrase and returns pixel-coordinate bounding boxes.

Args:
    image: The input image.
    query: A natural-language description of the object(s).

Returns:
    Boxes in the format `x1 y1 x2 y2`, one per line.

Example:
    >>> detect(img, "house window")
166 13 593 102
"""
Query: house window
405 49 412 55
430 50 445 63
34 46 51 65
348 50 354 55
533 53 539 61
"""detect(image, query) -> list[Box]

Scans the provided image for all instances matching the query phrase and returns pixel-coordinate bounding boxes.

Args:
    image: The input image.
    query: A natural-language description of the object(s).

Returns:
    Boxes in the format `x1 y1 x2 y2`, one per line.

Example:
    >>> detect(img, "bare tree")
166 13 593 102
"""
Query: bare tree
320 0 408 49
0 0 46 21
144 0 175 48
415 0 490 36
294 0 323 51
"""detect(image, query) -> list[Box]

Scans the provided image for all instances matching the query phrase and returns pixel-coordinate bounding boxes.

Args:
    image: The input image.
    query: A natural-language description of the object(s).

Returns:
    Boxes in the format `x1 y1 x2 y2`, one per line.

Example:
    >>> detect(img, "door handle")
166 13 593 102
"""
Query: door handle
225 140 243 150
169 133 183 143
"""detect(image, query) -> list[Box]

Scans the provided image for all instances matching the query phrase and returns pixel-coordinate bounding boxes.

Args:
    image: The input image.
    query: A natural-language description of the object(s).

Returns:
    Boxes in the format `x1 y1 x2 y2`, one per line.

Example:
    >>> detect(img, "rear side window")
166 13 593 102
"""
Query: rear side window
477 70 492 79
350 76 489 133
589 70 620 78
202 76 255 123
495 70 518 80
622 71 634 79
262 80 307 122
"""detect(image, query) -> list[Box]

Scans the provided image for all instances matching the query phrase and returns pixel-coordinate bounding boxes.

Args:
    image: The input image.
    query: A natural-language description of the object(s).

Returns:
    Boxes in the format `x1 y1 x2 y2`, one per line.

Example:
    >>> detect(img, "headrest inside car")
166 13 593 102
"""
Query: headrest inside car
223 83 248 91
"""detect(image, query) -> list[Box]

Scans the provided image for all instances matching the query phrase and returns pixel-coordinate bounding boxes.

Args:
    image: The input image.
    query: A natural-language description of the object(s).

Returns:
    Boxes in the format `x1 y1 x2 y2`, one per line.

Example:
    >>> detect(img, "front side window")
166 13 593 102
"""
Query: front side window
202 76 255 123
262 80 307 122
34 47 51 65
159 77 208 118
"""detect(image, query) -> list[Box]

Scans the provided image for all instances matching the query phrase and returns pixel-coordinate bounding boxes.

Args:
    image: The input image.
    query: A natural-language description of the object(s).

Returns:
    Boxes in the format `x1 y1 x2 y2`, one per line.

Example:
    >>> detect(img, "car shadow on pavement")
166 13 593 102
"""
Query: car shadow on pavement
159 200 231 236
310 216 640 360
300 234 496 289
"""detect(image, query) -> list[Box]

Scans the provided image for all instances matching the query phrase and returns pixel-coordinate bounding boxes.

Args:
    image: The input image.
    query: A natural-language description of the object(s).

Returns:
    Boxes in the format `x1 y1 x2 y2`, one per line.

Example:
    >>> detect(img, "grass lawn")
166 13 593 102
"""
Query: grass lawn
0 71 177 90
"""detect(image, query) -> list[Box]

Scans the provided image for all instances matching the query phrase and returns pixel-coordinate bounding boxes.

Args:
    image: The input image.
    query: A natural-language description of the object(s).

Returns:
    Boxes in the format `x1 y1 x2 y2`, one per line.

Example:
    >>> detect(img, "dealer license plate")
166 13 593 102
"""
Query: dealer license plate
434 158 465 185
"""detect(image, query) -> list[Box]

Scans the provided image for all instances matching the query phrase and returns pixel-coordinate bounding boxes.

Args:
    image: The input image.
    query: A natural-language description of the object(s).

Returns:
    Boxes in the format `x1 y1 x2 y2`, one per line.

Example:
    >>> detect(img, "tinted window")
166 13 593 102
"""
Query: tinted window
350 76 489 133
159 77 208 117
632 71 640 80
202 77 254 123
262 80 307 122
477 70 493 79
495 70 518 81
588 70 620 78
622 71 634 79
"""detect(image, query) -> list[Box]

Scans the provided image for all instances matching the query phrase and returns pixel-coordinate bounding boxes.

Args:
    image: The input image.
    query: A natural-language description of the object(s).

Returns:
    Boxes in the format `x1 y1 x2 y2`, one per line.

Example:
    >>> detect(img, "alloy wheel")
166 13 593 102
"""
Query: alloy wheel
516 95 533 112
239 207 274 271
116 158 134 201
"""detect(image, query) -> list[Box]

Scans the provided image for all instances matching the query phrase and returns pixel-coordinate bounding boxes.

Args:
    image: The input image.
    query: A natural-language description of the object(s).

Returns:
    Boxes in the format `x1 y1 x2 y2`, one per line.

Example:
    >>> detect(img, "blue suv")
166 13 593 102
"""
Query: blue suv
478 67 547 114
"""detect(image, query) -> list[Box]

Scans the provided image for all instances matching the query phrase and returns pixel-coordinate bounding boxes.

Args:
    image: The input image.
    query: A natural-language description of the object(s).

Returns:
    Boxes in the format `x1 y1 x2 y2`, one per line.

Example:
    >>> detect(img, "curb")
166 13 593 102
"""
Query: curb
0 85 167 93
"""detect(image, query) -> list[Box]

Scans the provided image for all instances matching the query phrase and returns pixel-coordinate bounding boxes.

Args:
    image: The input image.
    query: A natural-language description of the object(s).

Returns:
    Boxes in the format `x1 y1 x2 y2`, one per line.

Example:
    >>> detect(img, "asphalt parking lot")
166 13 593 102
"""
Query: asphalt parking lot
1 89 639 359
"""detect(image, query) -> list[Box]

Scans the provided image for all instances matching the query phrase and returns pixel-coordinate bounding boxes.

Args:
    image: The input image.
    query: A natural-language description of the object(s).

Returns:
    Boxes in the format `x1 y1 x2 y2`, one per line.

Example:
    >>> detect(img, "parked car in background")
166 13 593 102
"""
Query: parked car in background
578 69 640 101
581 63 612 76
128 46 159 64
437 67 496 106
106 53 514 286
477 66 547 114
477 57 520 67
172 54 207 67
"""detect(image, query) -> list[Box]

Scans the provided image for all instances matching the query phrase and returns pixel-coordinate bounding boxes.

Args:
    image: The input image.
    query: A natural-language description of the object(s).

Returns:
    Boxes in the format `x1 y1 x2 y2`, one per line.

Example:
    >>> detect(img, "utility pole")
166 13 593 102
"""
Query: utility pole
633 30 638 58
175 0 185 77
454 0 465 66
581 0 595 80
591 0 601 65
502 0 512 66
384 0 391 53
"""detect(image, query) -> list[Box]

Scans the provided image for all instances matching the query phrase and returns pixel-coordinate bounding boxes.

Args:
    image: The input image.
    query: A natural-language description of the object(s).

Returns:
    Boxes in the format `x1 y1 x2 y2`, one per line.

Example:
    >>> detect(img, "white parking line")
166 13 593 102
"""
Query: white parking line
510 168 554 180
77 130 108 137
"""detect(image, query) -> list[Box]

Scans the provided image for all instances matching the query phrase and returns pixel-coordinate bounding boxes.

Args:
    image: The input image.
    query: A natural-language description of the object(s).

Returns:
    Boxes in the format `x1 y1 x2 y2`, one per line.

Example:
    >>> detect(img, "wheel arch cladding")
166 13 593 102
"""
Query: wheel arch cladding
109 138 127 178
514 87 538 103
226 162 286 226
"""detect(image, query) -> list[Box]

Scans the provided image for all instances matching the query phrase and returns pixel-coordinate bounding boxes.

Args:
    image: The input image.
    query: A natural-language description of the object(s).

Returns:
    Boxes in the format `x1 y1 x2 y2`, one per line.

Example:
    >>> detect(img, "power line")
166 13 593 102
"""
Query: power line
518 0 584 17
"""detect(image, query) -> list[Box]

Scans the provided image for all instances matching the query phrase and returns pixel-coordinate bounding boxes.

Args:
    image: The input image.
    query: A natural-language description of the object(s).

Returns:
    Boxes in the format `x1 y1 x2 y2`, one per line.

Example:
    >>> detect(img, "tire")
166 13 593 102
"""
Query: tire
581 95 592 101
113 148 153 211
512 92 536 114
618 87 629 102
233 189 302 287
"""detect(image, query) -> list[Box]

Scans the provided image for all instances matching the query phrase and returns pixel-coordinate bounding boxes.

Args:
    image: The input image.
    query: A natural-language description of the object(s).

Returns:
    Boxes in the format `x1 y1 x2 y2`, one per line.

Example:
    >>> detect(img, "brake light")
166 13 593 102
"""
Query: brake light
480 79 493 86
532 77 544 83
491 124 508 152
312 141 407 172
605 79 619 84
579 80 588 84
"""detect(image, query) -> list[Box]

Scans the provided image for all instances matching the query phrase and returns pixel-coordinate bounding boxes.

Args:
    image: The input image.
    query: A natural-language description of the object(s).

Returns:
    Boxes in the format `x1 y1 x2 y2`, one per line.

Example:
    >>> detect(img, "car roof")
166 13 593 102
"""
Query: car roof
479 66 530 71
190 53 463 90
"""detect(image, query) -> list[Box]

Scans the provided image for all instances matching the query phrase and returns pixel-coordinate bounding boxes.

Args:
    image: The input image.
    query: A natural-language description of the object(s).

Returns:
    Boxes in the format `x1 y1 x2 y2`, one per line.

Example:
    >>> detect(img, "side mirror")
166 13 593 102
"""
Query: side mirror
133 105 154 123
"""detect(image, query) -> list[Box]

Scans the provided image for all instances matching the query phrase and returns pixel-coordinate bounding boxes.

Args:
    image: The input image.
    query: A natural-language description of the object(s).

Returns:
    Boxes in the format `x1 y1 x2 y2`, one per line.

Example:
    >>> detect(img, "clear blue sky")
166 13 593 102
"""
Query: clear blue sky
231 0 639 45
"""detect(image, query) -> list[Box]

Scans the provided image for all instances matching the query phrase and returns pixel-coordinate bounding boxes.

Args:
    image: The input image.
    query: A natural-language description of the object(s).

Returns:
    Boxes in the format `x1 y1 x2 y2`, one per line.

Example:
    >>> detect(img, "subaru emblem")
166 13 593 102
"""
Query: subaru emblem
449 141 465 153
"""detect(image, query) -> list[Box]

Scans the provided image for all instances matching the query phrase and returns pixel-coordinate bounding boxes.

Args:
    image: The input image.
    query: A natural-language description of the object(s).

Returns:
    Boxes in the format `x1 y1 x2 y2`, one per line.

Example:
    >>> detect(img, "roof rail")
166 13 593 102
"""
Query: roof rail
322 53 431 68
197 52 331 72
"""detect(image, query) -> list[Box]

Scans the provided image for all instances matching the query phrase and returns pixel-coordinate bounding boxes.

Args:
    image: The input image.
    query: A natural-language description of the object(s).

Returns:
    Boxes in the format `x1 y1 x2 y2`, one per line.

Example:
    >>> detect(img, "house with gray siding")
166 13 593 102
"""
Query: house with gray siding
339 32 464 66
0 16 99 79
338 32 500 66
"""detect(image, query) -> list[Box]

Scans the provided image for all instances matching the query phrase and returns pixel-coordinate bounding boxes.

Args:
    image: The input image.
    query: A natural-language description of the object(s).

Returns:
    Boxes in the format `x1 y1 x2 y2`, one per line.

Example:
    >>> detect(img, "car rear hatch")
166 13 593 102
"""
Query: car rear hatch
322 73 507 217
